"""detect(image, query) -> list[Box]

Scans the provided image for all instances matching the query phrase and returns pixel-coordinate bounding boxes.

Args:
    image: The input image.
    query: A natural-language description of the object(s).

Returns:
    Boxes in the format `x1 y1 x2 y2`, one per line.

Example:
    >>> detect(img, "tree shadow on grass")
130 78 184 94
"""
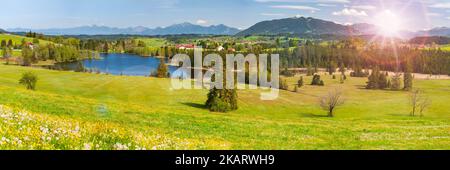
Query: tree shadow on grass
181 102 207 109
387 113 411 117
355 85 367 90
300 113 329 118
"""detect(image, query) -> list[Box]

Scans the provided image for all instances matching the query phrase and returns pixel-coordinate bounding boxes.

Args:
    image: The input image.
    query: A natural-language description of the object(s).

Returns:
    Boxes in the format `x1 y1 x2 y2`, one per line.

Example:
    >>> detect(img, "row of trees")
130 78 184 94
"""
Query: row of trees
366 66 413 91
269 42 450 76
19 44 99 66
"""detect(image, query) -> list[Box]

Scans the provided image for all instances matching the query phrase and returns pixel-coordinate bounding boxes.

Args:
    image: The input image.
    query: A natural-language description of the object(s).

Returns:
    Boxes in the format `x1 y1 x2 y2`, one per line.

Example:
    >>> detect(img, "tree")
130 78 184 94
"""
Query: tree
19 72 38 90
7 39 13 47
327 61 337 75
293 85 298 92
0 40 6 48
366 67 380 89
409 89 431 117
21 46 33 66
297 76 304 87
279 78 289 90
403 71 413 91
320 88 345 117
306 65 314 76
206 88 238 113
32 38 40 45
311 74 324 86
156 58 168 78
378 72 388 89
390 73 402 90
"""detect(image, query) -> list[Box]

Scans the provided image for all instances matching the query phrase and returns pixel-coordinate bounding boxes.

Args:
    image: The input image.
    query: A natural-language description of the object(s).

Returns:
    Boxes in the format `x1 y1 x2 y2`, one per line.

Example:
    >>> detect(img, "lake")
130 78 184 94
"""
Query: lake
54 53 179 77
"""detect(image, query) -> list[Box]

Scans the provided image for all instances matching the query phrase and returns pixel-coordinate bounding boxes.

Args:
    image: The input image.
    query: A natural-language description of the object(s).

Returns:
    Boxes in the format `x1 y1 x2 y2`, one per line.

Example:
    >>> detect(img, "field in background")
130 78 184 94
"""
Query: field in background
0 64 449 149
135 38 169 47
0 33 52 46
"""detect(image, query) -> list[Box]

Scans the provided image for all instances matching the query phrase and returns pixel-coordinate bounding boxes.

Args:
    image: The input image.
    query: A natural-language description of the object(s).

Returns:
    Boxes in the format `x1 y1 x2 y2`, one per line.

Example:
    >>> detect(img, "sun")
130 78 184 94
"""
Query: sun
374 10 403 37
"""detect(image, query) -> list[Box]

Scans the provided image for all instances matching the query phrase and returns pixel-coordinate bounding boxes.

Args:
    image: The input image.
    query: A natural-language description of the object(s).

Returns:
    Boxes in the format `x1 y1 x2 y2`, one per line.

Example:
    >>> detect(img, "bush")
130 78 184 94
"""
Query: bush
311 74 324 86
297 76 304 87
205 88 238 113
390 73 402 90
279 78 289 90
350 66 369 77
293 86 298 92
156 58 169 78
19 72 38 90
280 67 294 77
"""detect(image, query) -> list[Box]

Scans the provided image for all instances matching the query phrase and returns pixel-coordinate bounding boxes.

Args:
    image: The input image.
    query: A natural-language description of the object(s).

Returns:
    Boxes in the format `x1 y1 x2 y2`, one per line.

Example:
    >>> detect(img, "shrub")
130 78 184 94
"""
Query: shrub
280 67 294 77
205 88 238 113
19 72 38 90
311 74 324 86
350 66 369 77
279 78 289 90
156 58 169 78
297 76 304 87
293 86 298 92
390 73 402 90
404 72 413 91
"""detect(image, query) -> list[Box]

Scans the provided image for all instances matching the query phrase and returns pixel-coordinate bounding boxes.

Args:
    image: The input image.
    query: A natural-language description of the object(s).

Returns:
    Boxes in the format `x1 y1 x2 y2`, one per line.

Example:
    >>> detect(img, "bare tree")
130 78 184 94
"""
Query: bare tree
320 88 345 117
410 89 431 117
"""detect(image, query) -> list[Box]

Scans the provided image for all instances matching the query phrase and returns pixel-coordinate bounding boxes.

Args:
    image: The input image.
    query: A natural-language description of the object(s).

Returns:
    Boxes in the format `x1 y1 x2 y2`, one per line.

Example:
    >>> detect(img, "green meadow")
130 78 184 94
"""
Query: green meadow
0 64 449 149
0 33 52 46
135 38 169 47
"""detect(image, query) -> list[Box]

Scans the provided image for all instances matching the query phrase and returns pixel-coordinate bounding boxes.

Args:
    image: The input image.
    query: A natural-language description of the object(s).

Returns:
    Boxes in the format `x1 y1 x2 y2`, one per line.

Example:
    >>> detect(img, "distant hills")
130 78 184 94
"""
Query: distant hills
236 17 358 36
236 16 450 39
416 27 450 37
7 23 240 36
0 28 6 33
409 36 450 45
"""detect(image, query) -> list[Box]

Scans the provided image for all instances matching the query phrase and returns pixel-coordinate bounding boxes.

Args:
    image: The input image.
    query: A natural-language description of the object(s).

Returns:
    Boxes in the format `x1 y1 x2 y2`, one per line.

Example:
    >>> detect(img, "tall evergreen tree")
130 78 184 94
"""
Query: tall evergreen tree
156 58 168 78
404 61 414 91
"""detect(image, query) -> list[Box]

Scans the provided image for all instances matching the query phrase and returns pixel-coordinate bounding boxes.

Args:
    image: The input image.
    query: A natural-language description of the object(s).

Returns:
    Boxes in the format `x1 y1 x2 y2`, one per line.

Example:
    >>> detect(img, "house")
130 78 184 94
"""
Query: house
176 44 195 50
25 42 34 49
216 46 224 51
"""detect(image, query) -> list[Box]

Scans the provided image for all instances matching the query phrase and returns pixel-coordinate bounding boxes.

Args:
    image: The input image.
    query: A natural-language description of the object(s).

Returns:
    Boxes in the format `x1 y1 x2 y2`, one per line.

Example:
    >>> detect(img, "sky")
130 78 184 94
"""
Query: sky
1 0 450 31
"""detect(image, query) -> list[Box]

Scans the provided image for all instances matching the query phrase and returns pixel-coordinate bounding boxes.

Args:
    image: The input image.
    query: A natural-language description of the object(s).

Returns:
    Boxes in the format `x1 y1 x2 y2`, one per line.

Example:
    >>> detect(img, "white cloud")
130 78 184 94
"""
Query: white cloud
318 4 336 7
271 5 320 12
196 19 208 25
260 13 285 16
352 5 377 10
318 0 350 3
426 12 442 17
333 8 368 17
430 2 450 9
255 0 349 3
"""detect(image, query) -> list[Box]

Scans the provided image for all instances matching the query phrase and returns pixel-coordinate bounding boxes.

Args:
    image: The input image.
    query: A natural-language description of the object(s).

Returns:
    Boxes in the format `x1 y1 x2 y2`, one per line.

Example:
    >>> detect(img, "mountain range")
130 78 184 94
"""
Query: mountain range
6 23 240 36
4 17 450 38
237 16 450 38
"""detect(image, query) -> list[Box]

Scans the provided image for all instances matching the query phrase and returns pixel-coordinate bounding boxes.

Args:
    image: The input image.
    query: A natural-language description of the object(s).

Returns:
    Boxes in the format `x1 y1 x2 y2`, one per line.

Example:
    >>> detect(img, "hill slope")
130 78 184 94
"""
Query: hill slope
237 17 357 36
0 64 449 149
0 33 52 45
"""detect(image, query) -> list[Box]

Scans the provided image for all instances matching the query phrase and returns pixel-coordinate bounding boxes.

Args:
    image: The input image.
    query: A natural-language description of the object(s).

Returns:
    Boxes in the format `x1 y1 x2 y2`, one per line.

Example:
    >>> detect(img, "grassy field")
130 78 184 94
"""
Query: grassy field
135 38 169 47
0 33 52 46
441 44 450 51
0 64 449 150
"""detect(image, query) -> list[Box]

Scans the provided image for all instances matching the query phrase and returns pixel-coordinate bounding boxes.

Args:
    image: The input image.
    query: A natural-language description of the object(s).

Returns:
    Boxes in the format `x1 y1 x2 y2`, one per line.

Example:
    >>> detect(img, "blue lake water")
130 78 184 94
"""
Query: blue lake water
55 53 179 77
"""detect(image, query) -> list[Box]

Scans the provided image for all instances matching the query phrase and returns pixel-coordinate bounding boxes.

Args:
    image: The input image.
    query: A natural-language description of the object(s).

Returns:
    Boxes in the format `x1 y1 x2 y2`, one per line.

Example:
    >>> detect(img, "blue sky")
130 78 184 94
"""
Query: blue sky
1 0 450 31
